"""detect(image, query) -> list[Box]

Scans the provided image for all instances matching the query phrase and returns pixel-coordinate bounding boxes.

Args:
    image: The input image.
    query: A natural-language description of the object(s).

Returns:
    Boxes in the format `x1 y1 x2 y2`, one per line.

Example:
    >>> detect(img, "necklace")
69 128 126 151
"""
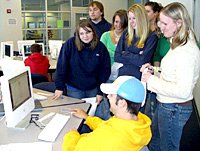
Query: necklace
113 30 121 38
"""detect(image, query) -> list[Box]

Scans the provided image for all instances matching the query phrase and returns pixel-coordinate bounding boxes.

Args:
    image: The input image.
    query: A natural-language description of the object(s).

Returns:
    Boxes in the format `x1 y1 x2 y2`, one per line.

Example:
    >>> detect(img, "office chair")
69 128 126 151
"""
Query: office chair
31 73 48 86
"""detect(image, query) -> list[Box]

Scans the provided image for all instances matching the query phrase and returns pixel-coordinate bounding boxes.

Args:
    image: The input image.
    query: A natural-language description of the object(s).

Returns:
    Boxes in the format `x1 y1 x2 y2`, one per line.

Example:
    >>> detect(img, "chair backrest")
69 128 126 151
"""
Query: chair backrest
31 74 48 86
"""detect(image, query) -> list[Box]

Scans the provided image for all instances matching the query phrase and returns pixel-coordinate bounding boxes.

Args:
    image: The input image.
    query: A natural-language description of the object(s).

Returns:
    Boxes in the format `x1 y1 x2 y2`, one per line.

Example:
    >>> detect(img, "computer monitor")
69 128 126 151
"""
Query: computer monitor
27 22 37 28
49 40 63 59
0 41 14 59
21 43 45 60
17 40 35 55
21 43 32 58
0 67 35 128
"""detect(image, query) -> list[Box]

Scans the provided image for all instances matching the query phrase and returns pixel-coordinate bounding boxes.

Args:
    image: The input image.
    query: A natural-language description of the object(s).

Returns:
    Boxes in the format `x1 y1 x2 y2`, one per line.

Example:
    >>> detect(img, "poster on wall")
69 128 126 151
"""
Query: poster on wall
8 18 17 25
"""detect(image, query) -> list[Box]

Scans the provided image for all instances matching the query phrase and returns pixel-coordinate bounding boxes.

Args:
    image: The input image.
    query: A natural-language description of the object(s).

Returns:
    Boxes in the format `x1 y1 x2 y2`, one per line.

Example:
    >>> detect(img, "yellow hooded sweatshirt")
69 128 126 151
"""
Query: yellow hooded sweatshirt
62 112 151 151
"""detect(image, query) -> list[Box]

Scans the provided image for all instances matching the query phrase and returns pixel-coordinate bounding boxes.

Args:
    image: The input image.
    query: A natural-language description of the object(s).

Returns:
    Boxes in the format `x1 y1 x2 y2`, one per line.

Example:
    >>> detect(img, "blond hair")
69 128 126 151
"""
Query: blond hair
161 2 197 49
127 4 150 48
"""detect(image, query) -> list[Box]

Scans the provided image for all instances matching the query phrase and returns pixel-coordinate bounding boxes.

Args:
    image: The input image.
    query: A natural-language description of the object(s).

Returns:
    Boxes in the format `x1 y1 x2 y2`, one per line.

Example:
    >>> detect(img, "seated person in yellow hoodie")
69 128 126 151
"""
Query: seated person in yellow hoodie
62 76 152 151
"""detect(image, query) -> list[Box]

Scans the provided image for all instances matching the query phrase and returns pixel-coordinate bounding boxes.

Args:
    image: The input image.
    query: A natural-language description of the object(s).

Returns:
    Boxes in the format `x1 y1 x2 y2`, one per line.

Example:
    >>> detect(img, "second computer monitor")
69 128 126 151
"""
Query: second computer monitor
17 40 35 55
21 43 45 60
0 41 14 59
21 43 32 60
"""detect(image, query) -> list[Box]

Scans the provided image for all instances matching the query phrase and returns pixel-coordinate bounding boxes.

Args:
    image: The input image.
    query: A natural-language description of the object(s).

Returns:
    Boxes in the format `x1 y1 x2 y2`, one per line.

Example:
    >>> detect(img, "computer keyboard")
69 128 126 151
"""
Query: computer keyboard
38 113 70 142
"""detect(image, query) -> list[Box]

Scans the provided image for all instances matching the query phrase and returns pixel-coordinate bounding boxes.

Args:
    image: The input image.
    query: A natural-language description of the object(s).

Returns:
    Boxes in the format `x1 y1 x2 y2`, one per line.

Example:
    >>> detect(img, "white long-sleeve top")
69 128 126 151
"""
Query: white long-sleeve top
147 38 200 103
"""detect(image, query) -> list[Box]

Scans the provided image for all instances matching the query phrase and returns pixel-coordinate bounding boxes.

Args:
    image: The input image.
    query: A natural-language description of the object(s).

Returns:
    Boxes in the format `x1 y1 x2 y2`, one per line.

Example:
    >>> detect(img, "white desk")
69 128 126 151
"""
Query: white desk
13 55 57 81
13 55 57 70
0 103 91 150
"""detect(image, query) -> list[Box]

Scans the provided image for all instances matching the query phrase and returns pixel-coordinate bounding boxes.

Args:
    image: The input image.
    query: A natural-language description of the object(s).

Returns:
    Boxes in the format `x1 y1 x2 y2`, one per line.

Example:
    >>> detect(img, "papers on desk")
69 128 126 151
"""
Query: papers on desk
82 97 97 116
0 142 52 151
33 93 48 101
33 91 54 101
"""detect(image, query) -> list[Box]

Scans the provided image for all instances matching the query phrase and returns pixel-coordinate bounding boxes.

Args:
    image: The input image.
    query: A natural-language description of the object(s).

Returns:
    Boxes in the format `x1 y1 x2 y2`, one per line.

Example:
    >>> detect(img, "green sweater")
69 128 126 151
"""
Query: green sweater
153 36 200 63
153 36 170 63
100 31 116 65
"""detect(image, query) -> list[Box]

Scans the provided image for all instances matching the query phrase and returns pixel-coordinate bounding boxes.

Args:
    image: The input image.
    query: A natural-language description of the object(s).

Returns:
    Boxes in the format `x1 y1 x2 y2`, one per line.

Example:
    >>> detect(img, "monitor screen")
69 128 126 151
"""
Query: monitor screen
28 22 37 28
0 41 13 59
9 71 31 111
23 45 31 56
17 40 35 55
5 45 11 57
0 65 35 128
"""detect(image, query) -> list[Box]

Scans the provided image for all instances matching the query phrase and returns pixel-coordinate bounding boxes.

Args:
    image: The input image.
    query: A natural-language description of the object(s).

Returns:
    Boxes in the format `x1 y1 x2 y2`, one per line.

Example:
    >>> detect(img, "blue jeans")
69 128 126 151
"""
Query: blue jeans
80 94 111 134
94 79 112 121
80 98 111 134
66 85 97 99
149 102 192 151
94 96 111 120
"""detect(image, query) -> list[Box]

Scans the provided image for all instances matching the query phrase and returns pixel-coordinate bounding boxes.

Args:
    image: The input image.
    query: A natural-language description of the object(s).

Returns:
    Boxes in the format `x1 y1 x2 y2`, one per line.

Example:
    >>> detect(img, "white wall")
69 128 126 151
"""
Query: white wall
0 0 128 49
153 0 193 21
194 0 200 41
98 0 128 23
153 0 200 41
0 0 22 50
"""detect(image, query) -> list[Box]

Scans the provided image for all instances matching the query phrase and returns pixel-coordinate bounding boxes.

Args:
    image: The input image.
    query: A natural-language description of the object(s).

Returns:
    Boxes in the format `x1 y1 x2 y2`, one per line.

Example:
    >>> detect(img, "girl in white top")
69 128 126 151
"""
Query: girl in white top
140 2 200 151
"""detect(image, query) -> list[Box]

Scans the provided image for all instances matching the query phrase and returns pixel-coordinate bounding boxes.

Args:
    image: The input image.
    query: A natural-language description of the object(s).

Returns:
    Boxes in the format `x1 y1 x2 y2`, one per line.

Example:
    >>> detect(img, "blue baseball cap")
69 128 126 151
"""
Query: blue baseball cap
100 76 145 103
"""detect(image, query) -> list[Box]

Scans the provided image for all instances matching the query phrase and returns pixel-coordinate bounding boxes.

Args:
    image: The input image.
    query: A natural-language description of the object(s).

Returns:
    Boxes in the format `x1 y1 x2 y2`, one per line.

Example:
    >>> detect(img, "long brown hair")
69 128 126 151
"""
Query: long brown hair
75 19 98 51
111 9 128 31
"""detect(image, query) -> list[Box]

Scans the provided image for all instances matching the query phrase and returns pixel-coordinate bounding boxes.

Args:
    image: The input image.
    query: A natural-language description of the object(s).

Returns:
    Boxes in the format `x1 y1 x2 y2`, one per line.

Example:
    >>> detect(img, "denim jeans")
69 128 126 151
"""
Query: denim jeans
66 85 97 99
149 102 192 151
80 97 111 134
94 96 111 120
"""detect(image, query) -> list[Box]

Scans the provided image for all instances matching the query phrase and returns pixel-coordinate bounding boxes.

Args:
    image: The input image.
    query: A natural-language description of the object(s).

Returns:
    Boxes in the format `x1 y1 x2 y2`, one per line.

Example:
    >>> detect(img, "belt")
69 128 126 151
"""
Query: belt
176 100 192 106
